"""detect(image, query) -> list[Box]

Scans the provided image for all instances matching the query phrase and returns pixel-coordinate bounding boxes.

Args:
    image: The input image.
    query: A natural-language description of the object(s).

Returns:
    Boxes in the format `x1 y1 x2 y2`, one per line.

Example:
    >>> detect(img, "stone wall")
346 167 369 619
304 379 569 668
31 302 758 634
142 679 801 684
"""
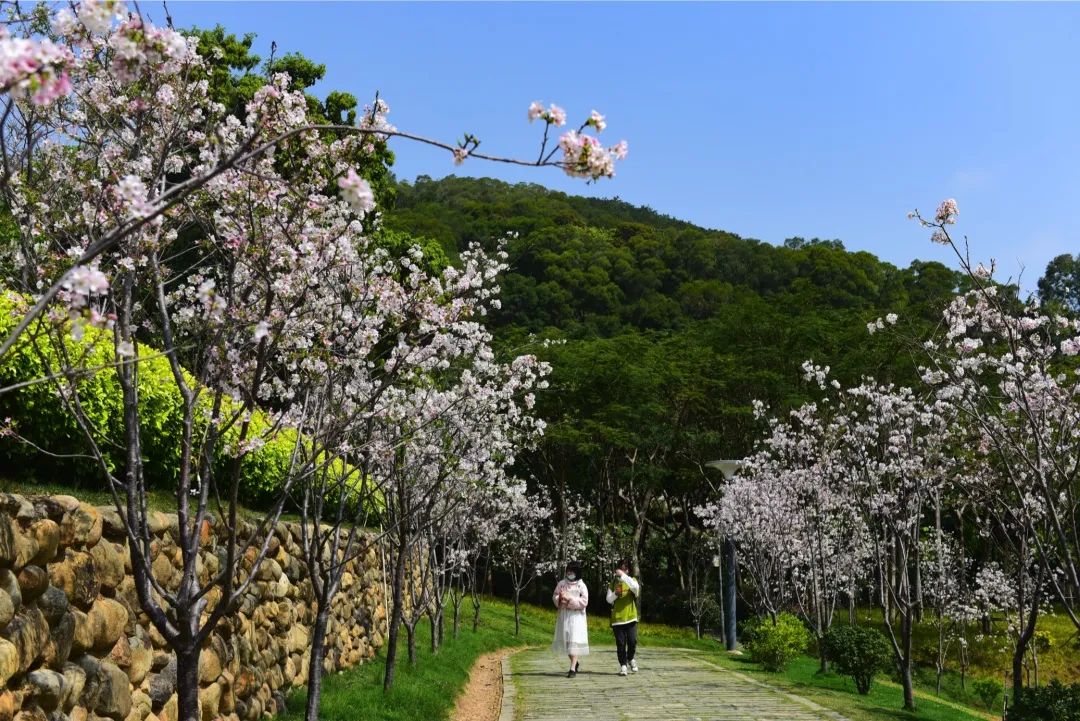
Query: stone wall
0 493 389 721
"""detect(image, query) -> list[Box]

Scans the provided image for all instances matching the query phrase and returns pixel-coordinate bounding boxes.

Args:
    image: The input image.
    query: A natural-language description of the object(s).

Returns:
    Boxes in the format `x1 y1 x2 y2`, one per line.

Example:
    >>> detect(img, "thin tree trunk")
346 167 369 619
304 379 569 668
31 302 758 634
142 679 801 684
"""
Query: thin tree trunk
382 539 408 692
304 607 331 721
901 610 915 711
514 588 521 636
405 623 417 664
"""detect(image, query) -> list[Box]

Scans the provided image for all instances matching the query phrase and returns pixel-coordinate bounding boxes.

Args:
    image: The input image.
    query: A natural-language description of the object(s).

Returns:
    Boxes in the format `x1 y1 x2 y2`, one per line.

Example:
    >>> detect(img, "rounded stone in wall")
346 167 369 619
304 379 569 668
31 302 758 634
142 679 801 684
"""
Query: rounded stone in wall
38 588 70 627
0 588 14 629
48 552 99 610
26 669 66 712
59 505 102 549
16 566 49 602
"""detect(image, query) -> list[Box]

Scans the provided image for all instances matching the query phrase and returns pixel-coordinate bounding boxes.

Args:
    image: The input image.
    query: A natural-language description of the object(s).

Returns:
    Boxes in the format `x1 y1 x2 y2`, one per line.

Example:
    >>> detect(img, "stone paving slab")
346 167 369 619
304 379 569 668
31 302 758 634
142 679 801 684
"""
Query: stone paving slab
508 646 847 721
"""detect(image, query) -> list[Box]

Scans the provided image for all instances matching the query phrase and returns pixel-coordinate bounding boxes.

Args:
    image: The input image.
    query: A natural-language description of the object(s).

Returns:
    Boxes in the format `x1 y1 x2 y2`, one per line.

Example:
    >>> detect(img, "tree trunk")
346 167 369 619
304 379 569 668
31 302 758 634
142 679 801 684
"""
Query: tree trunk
900 659 915 711
175 646 201 721
819 642 828 674
429 615 438 654
514 588 521 636
900 609 916 711
1012 645 1026 703
405 623 417 664
304 607 331 721
382 542 408 692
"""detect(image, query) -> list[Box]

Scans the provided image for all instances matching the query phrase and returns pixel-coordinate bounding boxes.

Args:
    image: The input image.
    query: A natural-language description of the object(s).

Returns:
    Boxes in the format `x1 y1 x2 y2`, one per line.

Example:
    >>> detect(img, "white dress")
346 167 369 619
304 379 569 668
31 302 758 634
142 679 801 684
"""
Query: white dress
551 579 590 656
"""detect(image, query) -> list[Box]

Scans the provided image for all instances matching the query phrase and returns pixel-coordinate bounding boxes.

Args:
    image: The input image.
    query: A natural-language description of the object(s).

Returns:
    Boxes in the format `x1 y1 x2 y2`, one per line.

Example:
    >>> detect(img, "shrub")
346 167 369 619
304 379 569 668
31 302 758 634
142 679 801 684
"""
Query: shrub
822 624 892 695
0 290 347 509
1007 681 1080 721
742 612 811 671
973 677 1004 711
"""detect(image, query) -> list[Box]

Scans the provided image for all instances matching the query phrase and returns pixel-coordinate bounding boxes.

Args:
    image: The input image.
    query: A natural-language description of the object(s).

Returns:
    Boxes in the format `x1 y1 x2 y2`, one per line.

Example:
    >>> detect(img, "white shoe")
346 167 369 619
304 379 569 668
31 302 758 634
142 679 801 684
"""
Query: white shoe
619 665 628 676
630 659 638 673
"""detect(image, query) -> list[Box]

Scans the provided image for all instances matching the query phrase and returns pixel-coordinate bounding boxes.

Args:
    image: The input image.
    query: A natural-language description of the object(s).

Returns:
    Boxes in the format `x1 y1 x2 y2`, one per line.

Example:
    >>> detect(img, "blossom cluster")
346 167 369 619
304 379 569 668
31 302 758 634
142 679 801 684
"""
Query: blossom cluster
527 100 628 180
0 33 73 106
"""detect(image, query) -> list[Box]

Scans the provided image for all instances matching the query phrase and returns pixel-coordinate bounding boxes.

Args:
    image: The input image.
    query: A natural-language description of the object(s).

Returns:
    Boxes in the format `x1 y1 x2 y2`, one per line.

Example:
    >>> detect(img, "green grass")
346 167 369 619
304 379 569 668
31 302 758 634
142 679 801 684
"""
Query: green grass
700 653 993 721
279 598 551 721
844 606 1080 696
278 597 996 721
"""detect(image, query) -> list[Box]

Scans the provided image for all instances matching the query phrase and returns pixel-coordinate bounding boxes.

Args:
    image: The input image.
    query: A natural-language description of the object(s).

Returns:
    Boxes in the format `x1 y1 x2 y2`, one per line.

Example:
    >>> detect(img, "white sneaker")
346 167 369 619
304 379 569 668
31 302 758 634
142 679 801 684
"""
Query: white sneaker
630 659 638 673
619 665 628 676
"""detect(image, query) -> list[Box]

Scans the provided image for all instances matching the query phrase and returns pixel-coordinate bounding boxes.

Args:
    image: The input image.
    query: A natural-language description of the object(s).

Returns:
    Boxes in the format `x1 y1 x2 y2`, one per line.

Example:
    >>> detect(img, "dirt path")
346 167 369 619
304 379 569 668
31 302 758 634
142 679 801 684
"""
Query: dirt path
452 648 520 721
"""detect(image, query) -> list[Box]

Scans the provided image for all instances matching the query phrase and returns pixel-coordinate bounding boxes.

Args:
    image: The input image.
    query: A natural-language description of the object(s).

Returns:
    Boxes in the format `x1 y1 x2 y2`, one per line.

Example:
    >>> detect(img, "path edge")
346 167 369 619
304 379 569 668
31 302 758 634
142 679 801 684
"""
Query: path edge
497 651 519 721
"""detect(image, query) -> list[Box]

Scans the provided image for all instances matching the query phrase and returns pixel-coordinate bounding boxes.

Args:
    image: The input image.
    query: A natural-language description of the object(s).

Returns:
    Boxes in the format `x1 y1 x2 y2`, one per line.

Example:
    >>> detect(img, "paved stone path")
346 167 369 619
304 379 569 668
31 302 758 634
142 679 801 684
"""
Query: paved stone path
504 646 849 721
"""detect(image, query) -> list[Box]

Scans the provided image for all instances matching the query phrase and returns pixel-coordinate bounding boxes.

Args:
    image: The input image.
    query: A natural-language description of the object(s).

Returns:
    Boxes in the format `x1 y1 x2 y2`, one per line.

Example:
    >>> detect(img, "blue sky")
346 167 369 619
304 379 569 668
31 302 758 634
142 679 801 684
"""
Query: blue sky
166 1 1080 291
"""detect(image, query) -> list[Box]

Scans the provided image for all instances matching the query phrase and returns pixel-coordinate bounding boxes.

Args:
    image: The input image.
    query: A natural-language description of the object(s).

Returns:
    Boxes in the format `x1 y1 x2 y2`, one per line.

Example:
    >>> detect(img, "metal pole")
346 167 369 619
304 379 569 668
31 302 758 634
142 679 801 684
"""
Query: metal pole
706 459 743 653
723 536 737 651
713 554 725 645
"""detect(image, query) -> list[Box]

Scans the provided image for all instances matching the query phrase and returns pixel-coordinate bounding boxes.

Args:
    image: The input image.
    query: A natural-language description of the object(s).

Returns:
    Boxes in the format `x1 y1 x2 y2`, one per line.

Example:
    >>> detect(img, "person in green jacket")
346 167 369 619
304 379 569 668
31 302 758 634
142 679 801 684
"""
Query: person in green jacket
605 558 640 676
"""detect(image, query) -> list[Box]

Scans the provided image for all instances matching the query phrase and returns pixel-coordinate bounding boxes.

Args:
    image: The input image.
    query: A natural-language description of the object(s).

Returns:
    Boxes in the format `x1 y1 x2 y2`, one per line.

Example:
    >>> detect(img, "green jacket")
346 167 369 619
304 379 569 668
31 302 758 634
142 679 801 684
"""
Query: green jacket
607 574 640 626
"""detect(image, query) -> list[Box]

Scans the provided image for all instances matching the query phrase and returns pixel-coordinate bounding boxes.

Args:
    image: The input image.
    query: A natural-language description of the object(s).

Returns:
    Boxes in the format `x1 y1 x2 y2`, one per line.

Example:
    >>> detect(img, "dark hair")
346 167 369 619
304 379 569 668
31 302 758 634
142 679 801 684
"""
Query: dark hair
565 561 582 577
616 558 631 571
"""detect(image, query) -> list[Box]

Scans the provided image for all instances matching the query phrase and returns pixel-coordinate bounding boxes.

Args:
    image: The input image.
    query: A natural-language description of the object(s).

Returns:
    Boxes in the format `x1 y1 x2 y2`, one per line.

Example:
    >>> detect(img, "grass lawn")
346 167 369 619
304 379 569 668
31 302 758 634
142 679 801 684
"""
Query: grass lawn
280 596 996 721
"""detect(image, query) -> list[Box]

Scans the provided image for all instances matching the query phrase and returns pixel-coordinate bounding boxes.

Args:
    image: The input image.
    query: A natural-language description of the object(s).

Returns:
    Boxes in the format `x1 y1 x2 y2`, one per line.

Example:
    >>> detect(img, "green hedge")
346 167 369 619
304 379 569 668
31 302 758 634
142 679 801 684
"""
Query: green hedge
0 291 301 507
823 624 893 694
742 612 812 672
1007 681 1080 721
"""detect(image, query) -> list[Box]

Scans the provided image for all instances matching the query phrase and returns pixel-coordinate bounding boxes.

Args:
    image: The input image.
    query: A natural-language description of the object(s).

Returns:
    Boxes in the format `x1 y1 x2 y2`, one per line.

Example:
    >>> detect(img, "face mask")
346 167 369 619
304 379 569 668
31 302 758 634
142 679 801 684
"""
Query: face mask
566 573 577 581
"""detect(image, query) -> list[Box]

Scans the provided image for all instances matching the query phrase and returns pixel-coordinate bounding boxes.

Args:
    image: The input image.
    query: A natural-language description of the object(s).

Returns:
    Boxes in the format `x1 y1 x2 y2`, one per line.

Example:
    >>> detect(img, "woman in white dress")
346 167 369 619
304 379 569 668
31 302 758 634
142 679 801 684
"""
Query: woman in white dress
552 561 589 677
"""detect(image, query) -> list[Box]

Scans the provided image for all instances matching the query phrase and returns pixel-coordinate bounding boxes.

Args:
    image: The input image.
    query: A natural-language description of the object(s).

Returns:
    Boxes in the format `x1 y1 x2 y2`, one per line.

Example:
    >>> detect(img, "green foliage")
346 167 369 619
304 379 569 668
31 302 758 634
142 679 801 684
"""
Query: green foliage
972 678 1004 711
742 613 812 672
0 292 299 507
1039 254 1080 314
183 24 396 207
823 625 893 695
1007 680 1080 721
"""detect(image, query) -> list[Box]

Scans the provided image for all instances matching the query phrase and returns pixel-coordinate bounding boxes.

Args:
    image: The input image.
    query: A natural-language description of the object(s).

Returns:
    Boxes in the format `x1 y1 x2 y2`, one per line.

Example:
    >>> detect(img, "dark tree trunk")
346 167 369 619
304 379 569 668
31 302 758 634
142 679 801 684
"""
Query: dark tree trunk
382 540 408 692
175 646 201 721
900 612 915 711
304 607 331 721
405 623 417 664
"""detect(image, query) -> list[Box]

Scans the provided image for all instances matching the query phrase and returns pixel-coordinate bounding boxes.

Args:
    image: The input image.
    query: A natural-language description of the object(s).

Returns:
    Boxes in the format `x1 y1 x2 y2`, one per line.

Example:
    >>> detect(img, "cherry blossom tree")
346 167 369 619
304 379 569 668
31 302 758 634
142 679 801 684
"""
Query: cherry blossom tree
699 390 868 670
493 483 555 635
912 199 1080 636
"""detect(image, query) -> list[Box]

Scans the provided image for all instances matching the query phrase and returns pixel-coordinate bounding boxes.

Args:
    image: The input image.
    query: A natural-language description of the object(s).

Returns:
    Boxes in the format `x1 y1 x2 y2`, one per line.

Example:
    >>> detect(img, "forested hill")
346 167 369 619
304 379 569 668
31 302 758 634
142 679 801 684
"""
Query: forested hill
389 175 959 346
387 175 964 461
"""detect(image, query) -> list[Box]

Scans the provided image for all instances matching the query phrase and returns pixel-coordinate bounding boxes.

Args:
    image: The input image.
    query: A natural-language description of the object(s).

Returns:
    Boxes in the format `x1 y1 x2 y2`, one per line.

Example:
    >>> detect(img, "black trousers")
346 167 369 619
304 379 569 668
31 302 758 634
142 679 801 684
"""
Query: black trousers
613 621 638 666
